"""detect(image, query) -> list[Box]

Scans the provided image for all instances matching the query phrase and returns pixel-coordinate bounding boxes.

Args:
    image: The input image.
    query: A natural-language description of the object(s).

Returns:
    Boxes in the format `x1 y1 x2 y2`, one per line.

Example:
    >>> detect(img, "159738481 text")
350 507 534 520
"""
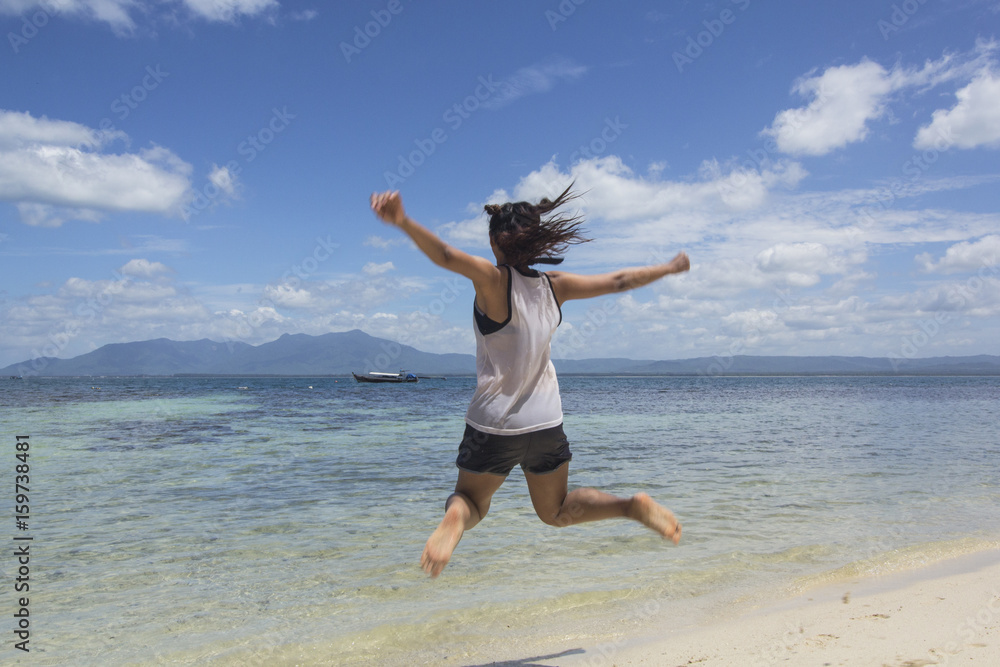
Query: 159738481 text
13 435 32 653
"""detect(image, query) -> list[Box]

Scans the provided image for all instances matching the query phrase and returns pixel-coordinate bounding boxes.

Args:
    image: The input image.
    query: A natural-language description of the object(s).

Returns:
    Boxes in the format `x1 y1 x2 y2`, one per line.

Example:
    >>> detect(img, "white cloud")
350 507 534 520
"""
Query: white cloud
362 261 395 276
181 0 277 22
256 272 427 314
0 0 138 33
482 57 587 110
720 308 785 341
261 283 317 309
0 266 472 365
917 235 1000 274
437 155 814 271
0 0 278 32
702 158 808 211
0 271 216 362
508 156 807 225
434 191 511 249
207 163 238 197
0 108 122 148
433 157 998 285
879 274 1000 318
437 215 490 249
755 242 838 287
502 157 700 224
356 309 473 359
648 161 669 177
14 203 103 227
762 60 894 156
120 258 173 278
0 110 192 226
914 67 1000 150
364 235 408 250
763 44 1000 156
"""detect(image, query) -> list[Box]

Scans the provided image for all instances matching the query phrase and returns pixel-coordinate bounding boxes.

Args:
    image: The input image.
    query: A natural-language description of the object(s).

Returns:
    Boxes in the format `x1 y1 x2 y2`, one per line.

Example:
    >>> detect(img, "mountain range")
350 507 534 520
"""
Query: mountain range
3 330 999 377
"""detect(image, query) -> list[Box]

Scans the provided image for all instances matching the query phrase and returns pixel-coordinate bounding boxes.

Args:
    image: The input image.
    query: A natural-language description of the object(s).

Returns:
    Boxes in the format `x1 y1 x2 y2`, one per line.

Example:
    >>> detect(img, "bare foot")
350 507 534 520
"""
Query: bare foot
628 492 681 544
420 507 465 578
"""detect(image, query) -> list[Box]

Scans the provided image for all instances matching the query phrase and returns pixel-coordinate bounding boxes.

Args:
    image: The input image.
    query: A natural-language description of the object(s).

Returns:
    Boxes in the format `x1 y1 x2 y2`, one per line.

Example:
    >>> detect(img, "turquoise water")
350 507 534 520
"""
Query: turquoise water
2 375 999 665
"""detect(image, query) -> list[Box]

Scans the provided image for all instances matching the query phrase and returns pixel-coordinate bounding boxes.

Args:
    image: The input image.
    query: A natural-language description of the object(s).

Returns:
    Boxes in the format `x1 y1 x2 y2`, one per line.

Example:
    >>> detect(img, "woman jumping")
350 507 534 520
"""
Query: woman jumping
370 186 690 578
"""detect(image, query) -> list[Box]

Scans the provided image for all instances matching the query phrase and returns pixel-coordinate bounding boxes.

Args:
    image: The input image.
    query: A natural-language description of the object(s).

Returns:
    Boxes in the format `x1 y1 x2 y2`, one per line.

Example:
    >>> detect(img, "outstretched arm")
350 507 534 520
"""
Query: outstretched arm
370 191 501 287
548 252 690 303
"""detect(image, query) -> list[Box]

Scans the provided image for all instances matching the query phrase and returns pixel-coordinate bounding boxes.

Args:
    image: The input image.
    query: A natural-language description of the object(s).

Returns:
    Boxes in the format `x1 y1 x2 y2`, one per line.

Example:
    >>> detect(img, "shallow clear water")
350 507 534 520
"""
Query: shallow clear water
2 375 999 665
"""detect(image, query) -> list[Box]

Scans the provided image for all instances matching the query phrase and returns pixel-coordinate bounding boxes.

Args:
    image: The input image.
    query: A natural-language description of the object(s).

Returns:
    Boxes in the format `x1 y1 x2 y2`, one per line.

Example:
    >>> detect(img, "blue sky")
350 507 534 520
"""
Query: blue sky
1 0 999 368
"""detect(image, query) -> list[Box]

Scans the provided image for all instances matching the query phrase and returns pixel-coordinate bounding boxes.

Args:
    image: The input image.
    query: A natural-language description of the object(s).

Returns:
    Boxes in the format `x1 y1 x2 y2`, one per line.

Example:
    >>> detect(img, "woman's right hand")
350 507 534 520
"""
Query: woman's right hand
370 190 406 227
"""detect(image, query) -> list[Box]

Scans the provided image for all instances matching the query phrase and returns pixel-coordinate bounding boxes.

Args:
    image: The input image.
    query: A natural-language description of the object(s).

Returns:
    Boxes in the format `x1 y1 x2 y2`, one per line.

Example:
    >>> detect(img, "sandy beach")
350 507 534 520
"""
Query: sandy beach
461 548 1000 667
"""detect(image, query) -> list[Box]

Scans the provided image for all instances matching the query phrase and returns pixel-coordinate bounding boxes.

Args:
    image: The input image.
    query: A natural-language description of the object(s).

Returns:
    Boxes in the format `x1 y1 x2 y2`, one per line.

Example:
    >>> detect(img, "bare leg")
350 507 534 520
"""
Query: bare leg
421 469 506 578
524 465 681 544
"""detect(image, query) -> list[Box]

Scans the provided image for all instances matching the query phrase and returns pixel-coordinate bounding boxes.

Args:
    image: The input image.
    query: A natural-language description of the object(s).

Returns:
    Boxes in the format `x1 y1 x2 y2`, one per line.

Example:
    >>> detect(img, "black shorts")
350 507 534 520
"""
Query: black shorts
456 423 572 476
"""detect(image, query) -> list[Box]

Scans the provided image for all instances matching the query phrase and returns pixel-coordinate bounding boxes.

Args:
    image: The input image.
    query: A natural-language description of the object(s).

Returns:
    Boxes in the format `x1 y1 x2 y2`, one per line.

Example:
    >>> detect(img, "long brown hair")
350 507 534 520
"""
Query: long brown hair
484 184 590 268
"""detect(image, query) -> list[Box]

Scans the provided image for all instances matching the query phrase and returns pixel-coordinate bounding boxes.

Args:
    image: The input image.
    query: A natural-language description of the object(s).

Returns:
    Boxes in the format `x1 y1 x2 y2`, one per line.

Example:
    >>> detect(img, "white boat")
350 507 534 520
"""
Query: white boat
352 370 419 384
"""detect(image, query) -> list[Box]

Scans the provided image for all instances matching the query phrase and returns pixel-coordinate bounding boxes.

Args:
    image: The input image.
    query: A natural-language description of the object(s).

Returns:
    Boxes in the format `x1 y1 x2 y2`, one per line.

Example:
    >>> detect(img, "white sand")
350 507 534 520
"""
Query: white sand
507 549 1000 667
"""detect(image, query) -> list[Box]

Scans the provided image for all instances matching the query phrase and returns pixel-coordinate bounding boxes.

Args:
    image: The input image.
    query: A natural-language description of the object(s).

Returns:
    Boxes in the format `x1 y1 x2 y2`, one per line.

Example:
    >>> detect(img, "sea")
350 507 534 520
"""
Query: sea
1 374 999 666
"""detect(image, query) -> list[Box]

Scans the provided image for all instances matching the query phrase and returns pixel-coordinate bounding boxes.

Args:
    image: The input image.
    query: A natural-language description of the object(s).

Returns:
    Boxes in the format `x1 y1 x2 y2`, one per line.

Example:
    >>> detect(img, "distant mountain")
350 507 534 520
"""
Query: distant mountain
206 330 475 376
618 355 1000 375
1 330 475 377
552 357 657 374
2 331 999 377
557 355 1000 375
3 338 253 377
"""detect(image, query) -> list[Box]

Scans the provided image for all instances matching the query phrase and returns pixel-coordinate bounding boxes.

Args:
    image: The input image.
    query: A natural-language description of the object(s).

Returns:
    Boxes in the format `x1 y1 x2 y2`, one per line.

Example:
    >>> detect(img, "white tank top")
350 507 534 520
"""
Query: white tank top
465 266 563 435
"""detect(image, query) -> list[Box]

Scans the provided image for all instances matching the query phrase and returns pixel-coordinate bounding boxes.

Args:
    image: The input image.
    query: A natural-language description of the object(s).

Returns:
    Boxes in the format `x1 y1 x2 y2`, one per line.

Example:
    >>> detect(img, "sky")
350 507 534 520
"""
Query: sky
1 0 999 369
